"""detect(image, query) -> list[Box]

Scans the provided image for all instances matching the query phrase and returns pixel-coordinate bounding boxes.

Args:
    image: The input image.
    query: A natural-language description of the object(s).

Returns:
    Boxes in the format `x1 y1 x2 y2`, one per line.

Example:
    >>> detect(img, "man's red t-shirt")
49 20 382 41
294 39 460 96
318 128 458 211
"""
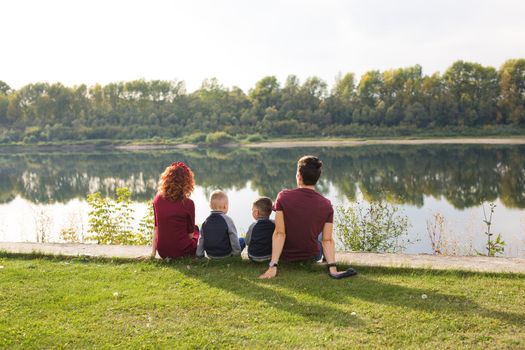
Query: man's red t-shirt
273 188 334 261
153 194 199 259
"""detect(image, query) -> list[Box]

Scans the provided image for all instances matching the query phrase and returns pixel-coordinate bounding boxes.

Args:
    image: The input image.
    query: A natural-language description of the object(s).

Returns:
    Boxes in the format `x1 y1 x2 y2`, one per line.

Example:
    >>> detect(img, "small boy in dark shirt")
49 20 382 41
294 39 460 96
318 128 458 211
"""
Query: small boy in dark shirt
245 197 275 262
196 190 245 259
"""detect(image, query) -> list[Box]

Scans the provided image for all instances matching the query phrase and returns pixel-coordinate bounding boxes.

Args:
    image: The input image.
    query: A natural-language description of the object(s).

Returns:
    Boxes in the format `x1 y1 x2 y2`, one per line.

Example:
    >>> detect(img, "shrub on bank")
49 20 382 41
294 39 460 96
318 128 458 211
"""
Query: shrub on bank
335 201 411 253
86 187 153 245
204 131 235 145
245 134 265 142
184 132 207 144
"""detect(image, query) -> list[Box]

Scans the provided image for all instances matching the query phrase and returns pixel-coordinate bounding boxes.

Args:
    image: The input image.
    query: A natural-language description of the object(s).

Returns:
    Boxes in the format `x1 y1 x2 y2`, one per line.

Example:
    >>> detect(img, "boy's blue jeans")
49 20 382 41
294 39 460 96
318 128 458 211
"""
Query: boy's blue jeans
241 236 322 262
239 237 246 252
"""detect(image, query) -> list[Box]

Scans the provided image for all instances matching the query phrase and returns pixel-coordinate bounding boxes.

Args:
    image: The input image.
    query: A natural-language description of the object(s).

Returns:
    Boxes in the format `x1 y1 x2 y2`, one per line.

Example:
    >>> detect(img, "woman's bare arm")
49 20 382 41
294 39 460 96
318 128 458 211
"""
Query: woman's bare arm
151 228 157 257
151 203 158 257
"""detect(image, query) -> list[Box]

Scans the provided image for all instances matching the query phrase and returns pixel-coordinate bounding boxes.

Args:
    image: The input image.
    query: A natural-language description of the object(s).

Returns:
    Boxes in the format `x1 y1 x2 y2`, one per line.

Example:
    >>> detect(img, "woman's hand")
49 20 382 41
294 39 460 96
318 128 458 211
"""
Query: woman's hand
137 255 154 261
259 267 277 279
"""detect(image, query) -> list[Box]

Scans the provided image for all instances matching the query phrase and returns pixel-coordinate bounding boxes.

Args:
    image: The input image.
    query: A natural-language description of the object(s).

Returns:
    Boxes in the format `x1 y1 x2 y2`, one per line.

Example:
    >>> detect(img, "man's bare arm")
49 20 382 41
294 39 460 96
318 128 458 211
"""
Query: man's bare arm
259 211 285 279
321 222 340 275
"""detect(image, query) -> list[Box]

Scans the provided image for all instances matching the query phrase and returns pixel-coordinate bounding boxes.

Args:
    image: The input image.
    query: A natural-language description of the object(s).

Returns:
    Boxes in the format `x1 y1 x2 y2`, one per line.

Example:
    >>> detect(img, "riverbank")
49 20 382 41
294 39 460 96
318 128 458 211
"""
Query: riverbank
116 136 525 150
2 136 525 152
1 242 524 274
1 251 524 349
244 136 525 148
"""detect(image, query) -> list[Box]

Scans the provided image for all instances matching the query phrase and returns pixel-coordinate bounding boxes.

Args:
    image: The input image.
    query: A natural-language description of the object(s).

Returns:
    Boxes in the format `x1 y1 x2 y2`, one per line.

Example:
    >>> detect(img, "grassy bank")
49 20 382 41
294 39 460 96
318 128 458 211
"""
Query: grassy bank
1 253 524 349
2 135 525 152
1 125 525 149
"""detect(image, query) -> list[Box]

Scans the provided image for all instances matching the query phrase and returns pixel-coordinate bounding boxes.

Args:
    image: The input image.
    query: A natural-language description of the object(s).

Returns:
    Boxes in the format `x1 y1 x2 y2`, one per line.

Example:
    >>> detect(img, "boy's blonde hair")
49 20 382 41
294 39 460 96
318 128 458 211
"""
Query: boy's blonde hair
209 190 228 210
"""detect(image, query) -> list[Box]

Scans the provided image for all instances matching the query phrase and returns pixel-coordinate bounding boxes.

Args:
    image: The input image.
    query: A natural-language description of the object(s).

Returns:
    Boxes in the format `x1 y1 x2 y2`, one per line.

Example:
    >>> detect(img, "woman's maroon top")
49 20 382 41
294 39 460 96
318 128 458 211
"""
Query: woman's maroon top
153 193 199 258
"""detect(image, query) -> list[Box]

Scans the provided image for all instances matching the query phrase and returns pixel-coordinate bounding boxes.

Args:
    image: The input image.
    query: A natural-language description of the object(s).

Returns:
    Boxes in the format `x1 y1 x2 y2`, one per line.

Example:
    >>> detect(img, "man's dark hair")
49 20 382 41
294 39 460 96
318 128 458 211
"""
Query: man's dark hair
253 197 273 217
297 155 322 185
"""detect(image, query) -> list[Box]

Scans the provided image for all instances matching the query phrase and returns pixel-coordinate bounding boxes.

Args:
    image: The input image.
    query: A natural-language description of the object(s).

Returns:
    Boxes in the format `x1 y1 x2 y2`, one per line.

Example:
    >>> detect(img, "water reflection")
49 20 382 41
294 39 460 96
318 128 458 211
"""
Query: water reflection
0 145 524 209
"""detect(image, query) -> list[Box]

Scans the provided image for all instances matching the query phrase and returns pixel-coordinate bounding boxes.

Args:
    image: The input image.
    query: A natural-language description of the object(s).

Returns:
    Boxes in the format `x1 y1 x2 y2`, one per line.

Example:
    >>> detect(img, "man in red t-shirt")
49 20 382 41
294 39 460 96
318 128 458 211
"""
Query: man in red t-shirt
259 155 357 279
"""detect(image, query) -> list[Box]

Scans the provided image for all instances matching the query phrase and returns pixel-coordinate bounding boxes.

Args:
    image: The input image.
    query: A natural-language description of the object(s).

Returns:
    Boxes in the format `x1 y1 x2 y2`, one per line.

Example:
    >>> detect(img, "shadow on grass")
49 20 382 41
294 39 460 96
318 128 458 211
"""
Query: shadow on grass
169 259 525 329
268 264 525 328
353 275 525 327
176 259 366 328
1 251 365 327
2 251 524 328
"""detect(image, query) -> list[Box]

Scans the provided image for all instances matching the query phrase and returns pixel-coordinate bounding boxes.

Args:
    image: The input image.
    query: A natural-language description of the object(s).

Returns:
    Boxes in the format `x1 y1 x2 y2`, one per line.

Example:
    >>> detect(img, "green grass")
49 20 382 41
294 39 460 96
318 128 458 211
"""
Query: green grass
1 253 524 349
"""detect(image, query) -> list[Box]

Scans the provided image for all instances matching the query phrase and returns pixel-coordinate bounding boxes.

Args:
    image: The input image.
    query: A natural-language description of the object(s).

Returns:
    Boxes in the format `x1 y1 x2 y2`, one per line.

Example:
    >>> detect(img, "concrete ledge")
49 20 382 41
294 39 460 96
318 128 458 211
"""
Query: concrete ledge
1 242 524 274
335 252 525 274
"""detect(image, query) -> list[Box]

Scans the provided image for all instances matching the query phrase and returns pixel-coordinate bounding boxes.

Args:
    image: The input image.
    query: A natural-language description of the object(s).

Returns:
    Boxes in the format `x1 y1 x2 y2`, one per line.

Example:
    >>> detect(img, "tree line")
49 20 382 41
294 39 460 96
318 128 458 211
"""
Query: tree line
0 59 524 143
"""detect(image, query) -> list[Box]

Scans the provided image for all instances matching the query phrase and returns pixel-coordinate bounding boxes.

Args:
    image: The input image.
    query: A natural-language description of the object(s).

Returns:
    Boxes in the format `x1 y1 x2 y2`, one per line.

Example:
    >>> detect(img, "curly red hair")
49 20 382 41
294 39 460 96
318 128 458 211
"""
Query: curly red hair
157 162 195 202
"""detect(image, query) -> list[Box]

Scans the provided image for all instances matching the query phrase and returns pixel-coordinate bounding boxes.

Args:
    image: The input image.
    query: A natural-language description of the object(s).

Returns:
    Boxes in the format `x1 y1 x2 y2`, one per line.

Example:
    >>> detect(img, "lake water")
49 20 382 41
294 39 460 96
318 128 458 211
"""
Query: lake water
1 145 524 257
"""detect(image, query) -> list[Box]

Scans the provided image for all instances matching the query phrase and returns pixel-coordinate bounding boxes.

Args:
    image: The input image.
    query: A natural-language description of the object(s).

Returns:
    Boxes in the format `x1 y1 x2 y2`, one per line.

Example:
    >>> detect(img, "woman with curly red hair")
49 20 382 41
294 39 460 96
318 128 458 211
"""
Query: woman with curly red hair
151 162 200 259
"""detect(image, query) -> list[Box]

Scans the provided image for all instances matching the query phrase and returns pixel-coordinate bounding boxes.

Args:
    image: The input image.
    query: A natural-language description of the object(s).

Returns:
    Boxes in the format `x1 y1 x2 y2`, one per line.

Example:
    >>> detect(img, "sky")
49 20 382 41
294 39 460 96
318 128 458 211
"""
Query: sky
1 0 525 92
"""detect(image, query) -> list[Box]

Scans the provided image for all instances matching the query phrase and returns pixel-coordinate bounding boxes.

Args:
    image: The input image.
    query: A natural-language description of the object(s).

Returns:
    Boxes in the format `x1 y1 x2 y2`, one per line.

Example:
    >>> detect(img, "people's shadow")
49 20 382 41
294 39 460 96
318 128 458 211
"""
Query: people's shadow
277 265 525 327
5 252 522 329
171 259 365 328
172 260 525 329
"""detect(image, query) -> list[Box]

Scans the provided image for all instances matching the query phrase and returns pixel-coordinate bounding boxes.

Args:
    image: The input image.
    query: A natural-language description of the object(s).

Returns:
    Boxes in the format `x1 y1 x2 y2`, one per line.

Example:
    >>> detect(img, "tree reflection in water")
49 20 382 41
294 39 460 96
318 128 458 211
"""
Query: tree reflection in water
0 145 524 209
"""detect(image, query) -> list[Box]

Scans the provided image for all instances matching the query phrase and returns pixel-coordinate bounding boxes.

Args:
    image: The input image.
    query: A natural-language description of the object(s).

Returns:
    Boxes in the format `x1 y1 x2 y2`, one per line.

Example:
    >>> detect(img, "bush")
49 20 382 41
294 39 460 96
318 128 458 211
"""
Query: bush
86 187 153 245
246 134 264 142
335 201 411 253
0 129 22 143
185 132 207 144
50 125 78 140
82 126 123 140
205 131 235 145
22 135 38 144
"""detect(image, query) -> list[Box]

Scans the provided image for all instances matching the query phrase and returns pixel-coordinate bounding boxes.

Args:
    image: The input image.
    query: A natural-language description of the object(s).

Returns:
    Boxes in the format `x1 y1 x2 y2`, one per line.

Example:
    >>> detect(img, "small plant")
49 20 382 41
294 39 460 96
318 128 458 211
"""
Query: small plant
487 234 506 257
481 202 505 257
335 201 411 253
427 212 446 255
426 212 468 256
60 227 80 243
34 208 52 243
58 209 86 243
86 187 153 245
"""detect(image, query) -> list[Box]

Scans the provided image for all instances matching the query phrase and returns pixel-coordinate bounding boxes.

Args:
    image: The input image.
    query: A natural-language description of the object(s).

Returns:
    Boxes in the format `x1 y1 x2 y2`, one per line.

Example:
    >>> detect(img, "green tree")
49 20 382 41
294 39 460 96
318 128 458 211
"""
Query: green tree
354 70 383 125
499 59 525 124
0 81 11 95
249 76 281 119
0 95 8 125
0 59 524 144
443 61 499 126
